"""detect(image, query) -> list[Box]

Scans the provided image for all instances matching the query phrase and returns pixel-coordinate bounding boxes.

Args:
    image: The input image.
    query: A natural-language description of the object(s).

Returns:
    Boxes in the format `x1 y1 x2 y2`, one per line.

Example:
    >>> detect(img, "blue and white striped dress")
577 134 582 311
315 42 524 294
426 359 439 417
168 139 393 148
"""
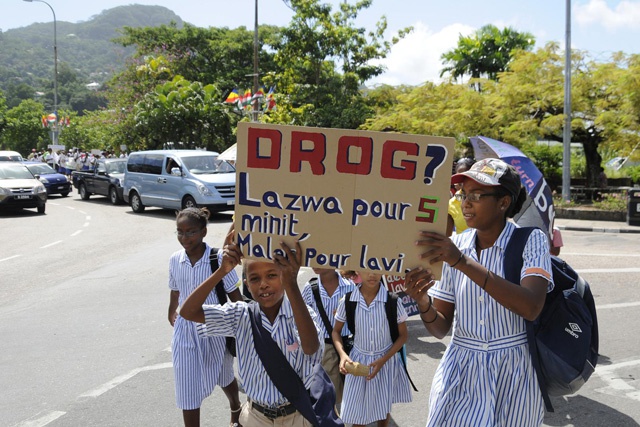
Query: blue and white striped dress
427 221 553 427
201 297 324 407
335 284 413 425
301 273 355 338
168 244 239 410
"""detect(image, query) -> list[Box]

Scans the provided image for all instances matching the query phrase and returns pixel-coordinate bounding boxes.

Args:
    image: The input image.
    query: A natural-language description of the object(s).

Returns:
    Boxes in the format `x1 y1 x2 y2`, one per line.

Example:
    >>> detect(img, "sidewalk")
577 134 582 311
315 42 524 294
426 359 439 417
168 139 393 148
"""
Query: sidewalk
555 217 640 233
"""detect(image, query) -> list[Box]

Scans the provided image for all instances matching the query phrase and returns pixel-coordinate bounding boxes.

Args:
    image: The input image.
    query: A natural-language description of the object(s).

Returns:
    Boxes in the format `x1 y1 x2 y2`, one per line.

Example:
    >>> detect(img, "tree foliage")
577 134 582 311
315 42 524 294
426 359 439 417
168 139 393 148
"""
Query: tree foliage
0 99 49 153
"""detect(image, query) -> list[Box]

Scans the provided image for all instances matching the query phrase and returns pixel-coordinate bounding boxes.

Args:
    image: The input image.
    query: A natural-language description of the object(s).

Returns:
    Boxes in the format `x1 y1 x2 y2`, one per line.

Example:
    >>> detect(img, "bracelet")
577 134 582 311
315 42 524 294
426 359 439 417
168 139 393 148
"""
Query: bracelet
421 307 438 324
419 295 433 314
481 269 490 290
450 253 465 268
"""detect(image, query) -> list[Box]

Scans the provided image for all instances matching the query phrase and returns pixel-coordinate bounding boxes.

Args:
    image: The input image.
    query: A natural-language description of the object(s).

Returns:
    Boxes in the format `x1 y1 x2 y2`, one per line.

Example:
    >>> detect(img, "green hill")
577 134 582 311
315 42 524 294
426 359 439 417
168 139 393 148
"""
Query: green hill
0 4 184 105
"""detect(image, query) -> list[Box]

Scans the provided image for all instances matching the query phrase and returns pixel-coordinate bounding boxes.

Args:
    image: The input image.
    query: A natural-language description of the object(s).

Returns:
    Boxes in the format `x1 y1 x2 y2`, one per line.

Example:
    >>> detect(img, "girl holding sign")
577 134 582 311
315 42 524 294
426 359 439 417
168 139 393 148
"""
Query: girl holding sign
404 158 552 427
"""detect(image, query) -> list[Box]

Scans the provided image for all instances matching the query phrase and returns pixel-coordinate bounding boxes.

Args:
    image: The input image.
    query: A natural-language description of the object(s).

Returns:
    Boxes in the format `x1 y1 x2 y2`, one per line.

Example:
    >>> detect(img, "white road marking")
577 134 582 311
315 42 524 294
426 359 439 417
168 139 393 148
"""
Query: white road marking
40 240 63 249
83 222 89 227
70 230 82 237
597 302 640 310
78 362 173 398
576 268 640 274
0 254 21 263
85 216 91 221
65 206 75 210
14 411 66 427
595 359 640 401
78 210 87 215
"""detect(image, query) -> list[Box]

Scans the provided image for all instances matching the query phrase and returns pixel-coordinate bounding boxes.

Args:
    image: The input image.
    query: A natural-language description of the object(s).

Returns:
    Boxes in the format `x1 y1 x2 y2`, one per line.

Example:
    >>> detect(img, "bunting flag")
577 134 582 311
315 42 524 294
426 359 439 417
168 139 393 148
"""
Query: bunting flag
41 115 47 128
241 89 253 109
252 86 265 102
224 88 240 104
265 86 276 111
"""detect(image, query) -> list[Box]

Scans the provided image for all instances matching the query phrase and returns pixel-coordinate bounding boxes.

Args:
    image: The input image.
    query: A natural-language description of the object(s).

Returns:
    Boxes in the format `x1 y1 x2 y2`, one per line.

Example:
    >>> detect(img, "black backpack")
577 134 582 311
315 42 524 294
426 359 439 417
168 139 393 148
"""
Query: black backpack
504 227 599 412
345 290 417 391
209 248 237 357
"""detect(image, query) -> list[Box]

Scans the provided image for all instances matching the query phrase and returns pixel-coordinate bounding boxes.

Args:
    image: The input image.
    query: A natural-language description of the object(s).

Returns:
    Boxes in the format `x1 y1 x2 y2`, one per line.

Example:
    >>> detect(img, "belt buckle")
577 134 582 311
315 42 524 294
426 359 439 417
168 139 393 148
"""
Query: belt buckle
262 405 279 420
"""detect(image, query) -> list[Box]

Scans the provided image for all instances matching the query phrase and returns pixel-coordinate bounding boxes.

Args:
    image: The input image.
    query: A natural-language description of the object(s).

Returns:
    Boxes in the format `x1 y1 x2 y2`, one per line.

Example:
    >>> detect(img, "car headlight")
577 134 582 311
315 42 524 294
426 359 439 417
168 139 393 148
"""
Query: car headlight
196 182 213 197
39 177 50 184
34 184 46 194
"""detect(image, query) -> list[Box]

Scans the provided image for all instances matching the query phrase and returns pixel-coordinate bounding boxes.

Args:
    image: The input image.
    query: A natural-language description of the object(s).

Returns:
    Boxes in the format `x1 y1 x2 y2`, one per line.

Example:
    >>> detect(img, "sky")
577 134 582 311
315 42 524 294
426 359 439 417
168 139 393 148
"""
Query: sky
2 0 639 86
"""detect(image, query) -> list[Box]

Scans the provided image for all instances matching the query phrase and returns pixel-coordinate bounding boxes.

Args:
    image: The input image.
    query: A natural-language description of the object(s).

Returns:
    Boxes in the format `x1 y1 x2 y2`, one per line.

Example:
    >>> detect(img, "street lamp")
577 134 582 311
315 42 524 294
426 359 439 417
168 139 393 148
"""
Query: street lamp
562 0 572 202
24 0 58 145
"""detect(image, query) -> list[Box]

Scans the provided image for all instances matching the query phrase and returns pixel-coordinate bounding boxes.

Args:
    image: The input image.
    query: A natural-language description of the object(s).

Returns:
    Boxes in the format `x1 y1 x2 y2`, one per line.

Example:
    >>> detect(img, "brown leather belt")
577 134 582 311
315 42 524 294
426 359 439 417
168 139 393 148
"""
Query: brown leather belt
251 401 297 420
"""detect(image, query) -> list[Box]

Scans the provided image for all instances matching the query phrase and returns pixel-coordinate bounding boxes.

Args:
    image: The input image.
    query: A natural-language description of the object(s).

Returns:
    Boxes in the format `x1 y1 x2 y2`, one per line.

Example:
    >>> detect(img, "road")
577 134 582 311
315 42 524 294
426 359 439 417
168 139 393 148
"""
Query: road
1 193 639 426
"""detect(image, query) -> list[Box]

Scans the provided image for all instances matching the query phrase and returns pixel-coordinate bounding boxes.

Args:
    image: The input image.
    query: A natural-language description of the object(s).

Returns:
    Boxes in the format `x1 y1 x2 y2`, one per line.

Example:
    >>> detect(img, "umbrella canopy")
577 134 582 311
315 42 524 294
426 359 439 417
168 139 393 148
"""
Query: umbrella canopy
217 143 237 163
470 136 555 239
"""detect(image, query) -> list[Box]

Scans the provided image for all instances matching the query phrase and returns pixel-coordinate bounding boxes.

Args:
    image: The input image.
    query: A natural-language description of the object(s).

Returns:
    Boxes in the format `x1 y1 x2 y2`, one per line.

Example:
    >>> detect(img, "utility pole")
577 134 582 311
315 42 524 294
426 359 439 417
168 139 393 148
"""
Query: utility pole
251 0 260 122
562 0 572 202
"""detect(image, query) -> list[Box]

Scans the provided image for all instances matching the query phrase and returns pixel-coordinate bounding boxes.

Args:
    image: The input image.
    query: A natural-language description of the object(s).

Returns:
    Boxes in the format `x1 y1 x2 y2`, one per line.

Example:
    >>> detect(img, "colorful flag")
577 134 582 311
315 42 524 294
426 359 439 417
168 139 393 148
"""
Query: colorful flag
241 89 252 108
266 86 276 111
41 115 47 128
252 86 265 102
224 88 240 104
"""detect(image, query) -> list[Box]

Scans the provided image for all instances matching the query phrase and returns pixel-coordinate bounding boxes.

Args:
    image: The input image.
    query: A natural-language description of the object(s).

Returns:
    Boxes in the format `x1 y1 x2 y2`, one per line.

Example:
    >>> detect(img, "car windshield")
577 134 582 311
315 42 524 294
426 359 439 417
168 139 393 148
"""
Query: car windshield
180 155 235 174
106 161 126 174
25 163 56 175
0 163 35 179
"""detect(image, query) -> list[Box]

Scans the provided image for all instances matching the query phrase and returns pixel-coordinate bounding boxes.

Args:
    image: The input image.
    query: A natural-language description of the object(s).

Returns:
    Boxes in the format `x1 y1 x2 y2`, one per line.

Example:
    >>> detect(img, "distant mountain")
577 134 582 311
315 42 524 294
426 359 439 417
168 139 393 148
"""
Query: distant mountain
0 5 184 94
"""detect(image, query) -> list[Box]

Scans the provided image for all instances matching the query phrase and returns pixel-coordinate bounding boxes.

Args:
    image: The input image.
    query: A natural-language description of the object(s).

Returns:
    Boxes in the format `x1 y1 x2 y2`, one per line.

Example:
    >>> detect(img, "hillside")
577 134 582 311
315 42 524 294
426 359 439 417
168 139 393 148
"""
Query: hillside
0 4 184 93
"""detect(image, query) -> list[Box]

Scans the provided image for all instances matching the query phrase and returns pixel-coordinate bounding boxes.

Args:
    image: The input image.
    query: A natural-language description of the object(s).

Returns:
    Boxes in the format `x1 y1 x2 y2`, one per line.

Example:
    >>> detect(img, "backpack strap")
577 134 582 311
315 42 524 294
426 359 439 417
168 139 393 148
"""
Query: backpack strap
503 227 553 412
310 278 334 338
344 291 356 337
385 292 418 392
209 248 228 305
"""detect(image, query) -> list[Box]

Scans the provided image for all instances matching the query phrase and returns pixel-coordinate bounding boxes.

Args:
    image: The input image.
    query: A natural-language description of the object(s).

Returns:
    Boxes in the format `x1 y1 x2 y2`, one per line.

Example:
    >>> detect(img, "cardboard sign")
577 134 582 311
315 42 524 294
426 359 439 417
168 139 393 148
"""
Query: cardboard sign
235 123 455 278
384 275 420 316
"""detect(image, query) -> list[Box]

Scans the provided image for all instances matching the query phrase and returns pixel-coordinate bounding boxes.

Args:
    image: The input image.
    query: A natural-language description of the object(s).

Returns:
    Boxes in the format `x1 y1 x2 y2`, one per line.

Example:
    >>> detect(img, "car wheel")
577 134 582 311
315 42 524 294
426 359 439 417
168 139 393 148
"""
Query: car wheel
182 195 197 210
79 183 90 200
60 191 69 197
37 204 46 214
130 191 145 213
109 187 120 205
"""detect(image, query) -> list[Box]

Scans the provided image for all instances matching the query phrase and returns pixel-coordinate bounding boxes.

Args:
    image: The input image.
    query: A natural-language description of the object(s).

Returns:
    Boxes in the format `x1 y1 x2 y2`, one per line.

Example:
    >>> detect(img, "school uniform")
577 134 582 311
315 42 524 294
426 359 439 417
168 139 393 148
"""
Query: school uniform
201 297 324 426
335 284 412 425
301 272 355 408
168 244 239 410
427 221 553 427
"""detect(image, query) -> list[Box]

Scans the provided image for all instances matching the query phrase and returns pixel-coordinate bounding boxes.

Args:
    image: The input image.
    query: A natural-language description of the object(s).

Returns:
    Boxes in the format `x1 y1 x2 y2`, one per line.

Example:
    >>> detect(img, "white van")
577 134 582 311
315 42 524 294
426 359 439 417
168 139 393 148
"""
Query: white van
123 150 235 213
0 150 25 161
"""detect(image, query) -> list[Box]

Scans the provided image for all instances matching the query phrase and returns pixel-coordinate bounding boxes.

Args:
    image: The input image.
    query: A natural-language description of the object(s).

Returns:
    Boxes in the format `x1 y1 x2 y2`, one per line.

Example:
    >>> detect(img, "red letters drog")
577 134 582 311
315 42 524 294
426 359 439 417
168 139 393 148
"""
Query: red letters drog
336 136 373 175
247 127 282 170
381 140 418 180
290 131 326 175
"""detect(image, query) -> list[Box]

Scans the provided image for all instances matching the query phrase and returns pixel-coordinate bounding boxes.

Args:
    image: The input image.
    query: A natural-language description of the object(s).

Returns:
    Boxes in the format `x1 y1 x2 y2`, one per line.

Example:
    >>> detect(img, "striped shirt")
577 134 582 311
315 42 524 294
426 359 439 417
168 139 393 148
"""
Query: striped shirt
202 297 324 407
301 272 355 338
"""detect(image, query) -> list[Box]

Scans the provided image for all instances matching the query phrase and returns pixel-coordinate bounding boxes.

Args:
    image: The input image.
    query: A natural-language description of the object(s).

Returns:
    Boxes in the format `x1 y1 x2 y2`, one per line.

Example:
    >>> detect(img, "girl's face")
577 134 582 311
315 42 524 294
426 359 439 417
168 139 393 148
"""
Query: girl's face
460 178 509 231
175 216 206 252
245 260 285 314
359 271 383 291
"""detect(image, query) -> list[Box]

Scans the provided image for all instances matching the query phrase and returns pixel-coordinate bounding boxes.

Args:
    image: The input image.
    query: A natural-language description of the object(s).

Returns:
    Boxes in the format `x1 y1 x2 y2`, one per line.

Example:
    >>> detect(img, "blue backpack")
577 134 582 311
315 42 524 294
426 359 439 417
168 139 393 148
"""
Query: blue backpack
504 227 599 412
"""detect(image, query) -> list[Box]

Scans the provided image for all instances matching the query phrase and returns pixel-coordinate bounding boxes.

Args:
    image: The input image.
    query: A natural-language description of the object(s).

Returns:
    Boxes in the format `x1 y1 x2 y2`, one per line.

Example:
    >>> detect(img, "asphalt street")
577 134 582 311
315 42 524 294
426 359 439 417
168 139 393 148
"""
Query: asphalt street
1 193 639 427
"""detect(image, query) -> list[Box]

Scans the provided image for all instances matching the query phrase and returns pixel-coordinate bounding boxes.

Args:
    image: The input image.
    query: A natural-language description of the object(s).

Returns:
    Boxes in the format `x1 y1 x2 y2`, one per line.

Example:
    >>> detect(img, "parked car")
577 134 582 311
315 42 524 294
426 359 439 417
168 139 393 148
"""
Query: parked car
0 162 47 213
23 162 71 196
0 150 24 161
72 158 127 204
123 150 235 213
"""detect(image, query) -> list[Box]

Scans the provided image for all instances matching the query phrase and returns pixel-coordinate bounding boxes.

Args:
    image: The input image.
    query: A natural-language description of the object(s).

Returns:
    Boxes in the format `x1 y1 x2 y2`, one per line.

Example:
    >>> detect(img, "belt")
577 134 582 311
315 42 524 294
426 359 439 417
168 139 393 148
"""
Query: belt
324 338 333 344
251 401 297 420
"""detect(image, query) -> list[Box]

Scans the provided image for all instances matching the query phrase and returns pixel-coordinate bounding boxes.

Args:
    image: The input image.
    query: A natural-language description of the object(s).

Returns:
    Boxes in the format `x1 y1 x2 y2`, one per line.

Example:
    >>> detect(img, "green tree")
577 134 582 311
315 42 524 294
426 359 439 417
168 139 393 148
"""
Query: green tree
440 24 535 86
133 76 233 151
0 99 49 155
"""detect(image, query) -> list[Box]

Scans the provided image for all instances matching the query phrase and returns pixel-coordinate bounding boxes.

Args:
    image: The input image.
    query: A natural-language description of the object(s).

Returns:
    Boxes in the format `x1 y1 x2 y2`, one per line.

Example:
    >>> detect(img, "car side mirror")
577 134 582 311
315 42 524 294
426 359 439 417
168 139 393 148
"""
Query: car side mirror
170 167 182 177
97 170 106 176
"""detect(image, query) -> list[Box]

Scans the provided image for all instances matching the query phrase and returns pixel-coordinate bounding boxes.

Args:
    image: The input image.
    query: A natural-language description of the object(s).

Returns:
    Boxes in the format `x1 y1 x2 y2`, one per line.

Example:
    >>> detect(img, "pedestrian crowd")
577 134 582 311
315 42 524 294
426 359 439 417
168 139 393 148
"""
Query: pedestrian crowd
25 148 127 177
166 157 560 427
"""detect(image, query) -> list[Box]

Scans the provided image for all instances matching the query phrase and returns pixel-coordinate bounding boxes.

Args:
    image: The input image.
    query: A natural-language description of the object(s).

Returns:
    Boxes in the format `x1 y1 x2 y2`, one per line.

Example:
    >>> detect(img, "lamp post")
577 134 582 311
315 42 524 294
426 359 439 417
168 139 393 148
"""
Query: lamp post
562 0 572 202
251 0 260 122
24 0 58 145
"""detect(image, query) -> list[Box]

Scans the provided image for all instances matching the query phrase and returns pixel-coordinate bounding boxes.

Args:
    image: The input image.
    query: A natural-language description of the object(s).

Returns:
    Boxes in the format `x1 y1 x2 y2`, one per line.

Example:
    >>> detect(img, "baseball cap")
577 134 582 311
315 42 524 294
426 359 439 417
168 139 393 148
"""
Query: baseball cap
451 158 522 199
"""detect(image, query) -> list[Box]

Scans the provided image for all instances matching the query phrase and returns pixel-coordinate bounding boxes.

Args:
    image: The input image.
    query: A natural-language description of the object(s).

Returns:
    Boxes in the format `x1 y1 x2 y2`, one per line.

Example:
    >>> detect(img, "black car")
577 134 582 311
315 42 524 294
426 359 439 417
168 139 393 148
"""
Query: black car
0 162 47 213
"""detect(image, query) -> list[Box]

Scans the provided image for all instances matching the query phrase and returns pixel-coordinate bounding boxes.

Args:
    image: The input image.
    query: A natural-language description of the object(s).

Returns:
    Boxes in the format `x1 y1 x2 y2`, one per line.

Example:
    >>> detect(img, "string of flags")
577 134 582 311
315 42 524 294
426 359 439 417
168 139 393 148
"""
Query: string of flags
224 86 276 112
41 113 71 128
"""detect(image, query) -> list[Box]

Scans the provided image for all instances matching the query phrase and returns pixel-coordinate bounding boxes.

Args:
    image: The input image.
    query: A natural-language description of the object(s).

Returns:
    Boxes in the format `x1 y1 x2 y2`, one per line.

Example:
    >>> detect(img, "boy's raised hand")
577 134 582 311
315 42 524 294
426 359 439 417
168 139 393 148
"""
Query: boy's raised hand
220 229 242 273
273 240 302 289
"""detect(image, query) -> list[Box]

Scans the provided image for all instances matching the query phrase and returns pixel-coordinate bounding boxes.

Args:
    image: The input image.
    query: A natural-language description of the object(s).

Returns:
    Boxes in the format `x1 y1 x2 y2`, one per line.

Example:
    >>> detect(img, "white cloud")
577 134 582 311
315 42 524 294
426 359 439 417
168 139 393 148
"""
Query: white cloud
369 22 474 86
575 0 640 30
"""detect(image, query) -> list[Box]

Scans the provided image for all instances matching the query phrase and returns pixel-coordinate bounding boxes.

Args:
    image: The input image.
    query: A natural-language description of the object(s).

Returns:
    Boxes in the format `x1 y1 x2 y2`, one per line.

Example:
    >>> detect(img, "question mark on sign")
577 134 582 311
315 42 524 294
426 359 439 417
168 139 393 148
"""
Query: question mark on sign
423 144 447 185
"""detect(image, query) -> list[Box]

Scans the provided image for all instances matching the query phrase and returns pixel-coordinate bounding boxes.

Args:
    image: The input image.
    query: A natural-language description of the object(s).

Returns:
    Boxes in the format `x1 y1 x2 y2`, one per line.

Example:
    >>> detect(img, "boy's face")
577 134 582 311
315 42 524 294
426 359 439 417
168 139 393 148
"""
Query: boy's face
245 260 285 310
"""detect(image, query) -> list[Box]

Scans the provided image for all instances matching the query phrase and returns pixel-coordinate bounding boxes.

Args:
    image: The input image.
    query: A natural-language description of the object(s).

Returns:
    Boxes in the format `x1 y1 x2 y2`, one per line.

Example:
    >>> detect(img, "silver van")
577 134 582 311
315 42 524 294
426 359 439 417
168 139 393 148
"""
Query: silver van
123 150 235 213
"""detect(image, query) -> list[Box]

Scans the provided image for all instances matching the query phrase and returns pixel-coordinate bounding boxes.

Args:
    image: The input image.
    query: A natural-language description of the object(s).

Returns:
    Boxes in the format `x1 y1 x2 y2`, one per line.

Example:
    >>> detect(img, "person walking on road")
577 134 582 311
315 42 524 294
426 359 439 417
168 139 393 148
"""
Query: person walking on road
168 207 244 427
404 158 553 427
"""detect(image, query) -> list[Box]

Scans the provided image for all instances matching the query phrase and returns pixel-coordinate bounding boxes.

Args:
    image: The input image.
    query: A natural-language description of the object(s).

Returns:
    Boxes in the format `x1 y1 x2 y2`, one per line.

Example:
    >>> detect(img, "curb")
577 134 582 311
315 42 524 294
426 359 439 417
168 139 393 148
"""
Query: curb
557 225 640 234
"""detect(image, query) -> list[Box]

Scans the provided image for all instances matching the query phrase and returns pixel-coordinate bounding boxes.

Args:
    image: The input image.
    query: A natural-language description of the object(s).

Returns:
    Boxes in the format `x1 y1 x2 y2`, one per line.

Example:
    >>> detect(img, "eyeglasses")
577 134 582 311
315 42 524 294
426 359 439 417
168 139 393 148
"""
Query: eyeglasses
175 229 203 238
454 192 501 203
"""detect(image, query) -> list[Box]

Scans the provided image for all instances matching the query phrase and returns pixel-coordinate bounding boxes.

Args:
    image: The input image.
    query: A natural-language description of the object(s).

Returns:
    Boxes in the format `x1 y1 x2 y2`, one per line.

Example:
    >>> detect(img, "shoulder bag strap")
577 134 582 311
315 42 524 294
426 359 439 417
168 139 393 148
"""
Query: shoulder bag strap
310 278 333 338
503 227 553 412
344 291 356 337
247 303 320 427
385 292 418 391
209 248 228 304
